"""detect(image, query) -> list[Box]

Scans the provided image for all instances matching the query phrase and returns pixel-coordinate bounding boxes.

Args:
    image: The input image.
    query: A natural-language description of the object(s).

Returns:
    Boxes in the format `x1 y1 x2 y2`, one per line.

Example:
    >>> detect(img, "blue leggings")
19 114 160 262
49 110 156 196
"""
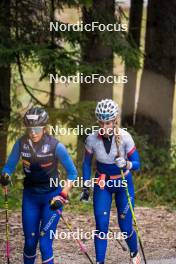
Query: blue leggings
93 173 138 262
22 188 62 264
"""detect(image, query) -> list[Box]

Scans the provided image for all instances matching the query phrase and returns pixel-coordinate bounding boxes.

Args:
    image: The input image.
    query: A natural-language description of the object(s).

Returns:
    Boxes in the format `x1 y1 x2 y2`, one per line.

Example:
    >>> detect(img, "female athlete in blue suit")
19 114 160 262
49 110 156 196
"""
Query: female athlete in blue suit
81 99 141 264
1 107 77 264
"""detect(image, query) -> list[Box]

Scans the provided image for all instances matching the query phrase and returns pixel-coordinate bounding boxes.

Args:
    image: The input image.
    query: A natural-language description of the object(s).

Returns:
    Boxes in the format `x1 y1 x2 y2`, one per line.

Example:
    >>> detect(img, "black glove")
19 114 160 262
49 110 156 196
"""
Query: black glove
49 192 67 210
80 186 90 202
0 173 11 186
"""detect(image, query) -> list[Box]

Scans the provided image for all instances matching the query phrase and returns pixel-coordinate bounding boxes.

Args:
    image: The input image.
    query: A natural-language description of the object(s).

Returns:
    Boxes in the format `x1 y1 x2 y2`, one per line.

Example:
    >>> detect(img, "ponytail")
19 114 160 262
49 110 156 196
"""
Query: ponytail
114 115 121 157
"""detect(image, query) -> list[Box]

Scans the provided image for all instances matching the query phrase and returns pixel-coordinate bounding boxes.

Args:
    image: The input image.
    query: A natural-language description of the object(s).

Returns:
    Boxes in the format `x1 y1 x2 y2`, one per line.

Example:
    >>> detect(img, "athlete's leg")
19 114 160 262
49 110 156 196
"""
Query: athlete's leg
115 176 138 256
22 190 41 264
93 185 112 263
39 191 62 264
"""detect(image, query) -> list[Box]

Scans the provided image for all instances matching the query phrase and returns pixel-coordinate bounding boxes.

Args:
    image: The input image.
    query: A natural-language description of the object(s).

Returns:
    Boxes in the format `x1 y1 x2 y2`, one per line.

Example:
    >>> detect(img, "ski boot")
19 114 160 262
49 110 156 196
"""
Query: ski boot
130 252 141 264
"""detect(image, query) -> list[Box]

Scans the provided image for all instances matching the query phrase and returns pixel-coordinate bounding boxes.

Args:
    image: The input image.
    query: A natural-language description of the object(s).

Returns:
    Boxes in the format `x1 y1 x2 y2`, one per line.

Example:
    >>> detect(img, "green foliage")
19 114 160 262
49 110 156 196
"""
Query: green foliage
0 184 22 209
127 128 176 173
134 172 176 209
127 128 176 209
0 0 141 82
48 100 96 129
58 101 96 127
37 46 79 79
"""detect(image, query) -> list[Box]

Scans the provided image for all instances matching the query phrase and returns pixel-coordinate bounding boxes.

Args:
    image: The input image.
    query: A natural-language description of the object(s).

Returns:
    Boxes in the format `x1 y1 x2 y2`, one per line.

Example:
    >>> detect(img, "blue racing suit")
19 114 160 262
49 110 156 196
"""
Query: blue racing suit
2 133 77 264
82 129 140 262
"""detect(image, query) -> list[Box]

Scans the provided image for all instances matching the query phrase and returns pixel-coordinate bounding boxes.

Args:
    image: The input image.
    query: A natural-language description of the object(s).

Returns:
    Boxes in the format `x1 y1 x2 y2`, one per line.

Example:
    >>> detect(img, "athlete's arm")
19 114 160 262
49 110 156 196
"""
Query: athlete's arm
55 142 77 196
82 135 94 183
2 139 21 176
125 132 141 171
80 148 93 202
127 148 140 171
82 149 94 182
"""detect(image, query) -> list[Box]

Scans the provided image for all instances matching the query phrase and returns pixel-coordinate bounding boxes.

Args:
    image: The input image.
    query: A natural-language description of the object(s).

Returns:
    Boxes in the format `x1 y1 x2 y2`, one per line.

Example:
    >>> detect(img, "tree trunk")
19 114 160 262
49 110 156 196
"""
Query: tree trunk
80 0 114 101
78 0 115 166
136 0 176 145
0 0 11 167
49 0 56 108
122 0 143 126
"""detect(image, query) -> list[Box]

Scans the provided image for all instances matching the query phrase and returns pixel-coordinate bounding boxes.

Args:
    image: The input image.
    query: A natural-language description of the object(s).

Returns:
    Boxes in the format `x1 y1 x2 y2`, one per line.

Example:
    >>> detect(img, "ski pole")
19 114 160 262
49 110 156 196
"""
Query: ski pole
120 169 147 264
109 228 127 251
4 187 10 264
114 122 147 263
114 237 128 252
57 210 94 264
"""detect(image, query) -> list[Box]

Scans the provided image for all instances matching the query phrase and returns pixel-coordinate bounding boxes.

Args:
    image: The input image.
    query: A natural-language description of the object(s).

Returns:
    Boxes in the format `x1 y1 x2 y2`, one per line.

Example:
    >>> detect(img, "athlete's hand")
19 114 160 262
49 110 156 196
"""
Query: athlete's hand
0 173 11 186
49 192 67 210
115 157 127 169
115 157 132 170
80 187 90 202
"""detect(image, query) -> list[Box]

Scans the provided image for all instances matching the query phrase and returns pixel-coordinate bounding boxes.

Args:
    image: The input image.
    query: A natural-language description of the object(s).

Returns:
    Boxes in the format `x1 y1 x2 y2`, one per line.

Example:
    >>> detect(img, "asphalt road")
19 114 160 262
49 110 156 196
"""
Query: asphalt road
122 258 176 264
147 260 176 264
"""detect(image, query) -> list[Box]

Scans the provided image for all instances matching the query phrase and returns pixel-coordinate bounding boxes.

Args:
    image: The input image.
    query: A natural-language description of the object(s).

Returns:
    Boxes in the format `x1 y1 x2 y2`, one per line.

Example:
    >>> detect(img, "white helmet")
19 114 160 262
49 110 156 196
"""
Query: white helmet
95 99 120 121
